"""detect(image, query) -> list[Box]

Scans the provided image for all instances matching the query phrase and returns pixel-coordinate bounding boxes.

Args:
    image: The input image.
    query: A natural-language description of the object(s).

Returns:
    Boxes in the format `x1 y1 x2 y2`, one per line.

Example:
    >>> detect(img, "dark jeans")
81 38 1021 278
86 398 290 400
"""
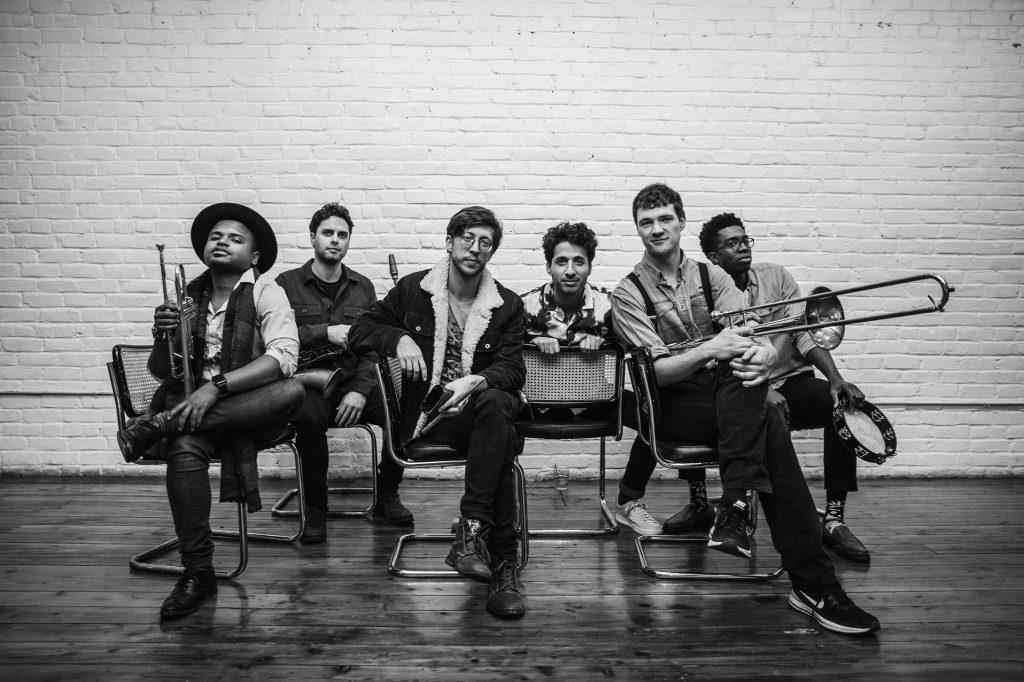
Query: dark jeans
426 388 520 558
165 378 305 570
775 372 857 493
618 365 837 591
292 384 404 510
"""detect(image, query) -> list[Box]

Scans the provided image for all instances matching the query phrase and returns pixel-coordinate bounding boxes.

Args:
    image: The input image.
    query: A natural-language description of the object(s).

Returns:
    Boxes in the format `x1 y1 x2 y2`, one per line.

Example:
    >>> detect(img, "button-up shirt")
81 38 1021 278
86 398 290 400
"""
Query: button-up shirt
521 282 613 344
611 251 750 361
741 262 818 384
201 268 299 379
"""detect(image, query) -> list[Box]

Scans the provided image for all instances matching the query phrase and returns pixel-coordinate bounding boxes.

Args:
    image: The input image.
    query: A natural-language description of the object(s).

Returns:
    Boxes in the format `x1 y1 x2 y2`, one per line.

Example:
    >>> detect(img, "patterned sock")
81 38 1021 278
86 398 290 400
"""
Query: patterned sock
689 480 709 509
824 494 846 532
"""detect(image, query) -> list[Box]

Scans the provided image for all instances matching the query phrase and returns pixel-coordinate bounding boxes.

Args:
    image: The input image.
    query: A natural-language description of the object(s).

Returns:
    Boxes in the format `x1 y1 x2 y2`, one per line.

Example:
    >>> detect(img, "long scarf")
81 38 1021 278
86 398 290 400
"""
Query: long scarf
150 268 264 512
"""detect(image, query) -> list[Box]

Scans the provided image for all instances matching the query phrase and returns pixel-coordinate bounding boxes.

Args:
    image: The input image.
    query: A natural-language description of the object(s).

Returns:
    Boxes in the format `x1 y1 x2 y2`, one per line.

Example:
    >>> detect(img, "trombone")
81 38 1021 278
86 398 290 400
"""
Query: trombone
668 272 955 353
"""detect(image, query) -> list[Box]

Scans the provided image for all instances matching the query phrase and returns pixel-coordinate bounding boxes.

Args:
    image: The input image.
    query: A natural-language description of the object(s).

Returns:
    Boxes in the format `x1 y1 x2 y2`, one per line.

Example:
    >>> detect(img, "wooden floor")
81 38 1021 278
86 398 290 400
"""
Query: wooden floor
1 476 1022 680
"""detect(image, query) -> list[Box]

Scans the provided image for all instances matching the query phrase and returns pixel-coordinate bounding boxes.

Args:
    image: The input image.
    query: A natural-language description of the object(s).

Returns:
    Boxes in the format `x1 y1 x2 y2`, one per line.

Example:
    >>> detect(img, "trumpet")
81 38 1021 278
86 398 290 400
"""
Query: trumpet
668 272 955 353
173 264 197 396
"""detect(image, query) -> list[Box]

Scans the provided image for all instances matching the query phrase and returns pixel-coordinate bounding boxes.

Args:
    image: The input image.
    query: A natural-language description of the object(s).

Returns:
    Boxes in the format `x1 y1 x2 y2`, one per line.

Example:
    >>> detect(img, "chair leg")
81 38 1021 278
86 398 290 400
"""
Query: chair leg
529 436 620 538
129 441 306 579
272 426 379 518
634 492 782 581
388 459 530 578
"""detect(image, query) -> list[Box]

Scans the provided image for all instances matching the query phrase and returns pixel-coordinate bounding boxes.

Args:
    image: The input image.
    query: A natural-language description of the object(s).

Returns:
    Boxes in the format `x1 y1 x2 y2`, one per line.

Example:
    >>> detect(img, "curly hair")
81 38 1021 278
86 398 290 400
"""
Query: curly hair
698 212 745 256
631 183 686 225
309 202 354 234
446 206 503 251
542 221 598 264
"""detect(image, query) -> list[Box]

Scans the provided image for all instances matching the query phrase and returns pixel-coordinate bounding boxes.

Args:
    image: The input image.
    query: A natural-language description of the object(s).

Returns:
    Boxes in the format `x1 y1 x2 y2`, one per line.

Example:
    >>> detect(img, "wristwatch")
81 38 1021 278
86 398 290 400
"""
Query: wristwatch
211 374 230 396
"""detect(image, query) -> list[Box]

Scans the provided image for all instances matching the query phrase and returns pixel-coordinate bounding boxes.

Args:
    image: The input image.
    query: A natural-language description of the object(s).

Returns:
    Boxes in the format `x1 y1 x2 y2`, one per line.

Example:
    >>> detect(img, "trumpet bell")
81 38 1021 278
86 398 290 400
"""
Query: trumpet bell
805 286 845 351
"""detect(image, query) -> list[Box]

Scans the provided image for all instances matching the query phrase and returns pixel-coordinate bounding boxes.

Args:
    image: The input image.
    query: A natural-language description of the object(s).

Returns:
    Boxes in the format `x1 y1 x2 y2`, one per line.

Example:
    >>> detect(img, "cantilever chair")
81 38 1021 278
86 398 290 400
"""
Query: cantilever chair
516 343 624 536
626 347 783 581
108 344 307 579
375 357 530 578
271 424 379 519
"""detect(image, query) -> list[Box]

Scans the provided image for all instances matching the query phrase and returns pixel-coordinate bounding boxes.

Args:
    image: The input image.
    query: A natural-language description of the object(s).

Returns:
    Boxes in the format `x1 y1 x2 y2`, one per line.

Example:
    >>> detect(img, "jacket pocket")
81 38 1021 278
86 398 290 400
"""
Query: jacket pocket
293 304 328 327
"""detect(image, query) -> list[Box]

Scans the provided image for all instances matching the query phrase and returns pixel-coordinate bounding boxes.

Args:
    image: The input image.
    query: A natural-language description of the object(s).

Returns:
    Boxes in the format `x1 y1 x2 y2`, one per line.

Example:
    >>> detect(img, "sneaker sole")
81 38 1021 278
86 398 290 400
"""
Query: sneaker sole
788 591 880 635
613 512 662 536
707 537 752 559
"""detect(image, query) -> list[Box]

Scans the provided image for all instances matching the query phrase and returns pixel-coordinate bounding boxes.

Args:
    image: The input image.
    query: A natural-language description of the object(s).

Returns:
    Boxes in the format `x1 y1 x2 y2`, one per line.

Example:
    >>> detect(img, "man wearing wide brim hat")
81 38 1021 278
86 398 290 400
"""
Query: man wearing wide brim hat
117 202 305 620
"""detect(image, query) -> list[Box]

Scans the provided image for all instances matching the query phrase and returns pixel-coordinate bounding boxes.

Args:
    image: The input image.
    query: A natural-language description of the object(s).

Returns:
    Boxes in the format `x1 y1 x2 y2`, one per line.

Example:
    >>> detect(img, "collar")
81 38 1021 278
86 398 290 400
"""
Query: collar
300 258 350 291
541 282 596 316
208 268 257 314
419 257 503 312
639 249 687 285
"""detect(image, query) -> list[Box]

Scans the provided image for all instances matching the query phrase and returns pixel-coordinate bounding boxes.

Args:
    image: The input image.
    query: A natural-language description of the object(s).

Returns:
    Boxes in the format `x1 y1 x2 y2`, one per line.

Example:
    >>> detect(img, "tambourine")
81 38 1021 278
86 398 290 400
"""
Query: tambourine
832 399 897 465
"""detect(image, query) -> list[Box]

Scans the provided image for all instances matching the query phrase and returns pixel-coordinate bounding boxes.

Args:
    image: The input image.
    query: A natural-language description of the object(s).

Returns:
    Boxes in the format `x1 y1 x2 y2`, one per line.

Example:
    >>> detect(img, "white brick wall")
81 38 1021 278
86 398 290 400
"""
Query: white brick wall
2 0 1022 480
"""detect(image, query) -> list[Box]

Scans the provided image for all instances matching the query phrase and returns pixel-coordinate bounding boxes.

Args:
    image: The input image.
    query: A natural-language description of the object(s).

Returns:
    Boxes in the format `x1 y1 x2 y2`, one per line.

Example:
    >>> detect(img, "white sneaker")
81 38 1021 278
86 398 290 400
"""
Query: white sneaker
615 499 662 535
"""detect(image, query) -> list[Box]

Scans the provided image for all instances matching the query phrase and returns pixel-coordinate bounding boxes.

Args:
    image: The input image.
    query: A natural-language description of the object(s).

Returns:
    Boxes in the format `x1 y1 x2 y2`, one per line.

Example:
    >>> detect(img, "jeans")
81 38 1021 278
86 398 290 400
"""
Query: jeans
426 388 521 558
291 385 404 510
165 378 305 569
775 372 857 493
618 365 837 591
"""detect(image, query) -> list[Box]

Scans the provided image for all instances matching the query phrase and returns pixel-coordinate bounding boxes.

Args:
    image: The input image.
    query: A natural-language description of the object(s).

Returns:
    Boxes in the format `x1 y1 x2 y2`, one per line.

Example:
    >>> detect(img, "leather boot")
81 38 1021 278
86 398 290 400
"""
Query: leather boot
373 491 414 526
486 554 525 619
300 507 327 544
445 517 491 583
159 566 217 619
117 411 175 463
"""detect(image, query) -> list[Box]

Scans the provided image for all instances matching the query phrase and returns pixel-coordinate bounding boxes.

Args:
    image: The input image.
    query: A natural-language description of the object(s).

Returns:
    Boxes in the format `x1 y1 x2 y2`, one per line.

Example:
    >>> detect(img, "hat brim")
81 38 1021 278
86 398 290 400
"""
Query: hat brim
191 203 277 273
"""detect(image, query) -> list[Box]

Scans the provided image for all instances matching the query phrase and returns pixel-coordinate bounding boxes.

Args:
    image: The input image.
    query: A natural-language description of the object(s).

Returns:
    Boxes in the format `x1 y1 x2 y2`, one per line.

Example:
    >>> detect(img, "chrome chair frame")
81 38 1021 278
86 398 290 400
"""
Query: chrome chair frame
375 358 530 579
108 344 307 580
517 343 624 537
626 347 783 581
271 425 379 519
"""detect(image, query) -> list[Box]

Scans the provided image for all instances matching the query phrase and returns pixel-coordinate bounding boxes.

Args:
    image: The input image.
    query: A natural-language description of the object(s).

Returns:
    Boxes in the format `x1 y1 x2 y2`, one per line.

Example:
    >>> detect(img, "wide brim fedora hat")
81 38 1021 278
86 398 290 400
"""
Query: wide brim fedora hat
191 202 278 272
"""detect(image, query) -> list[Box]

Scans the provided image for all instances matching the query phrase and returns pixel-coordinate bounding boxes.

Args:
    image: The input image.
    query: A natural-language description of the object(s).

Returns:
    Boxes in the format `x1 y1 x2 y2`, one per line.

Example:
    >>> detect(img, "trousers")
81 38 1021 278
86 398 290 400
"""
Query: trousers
291 385 405 510
165 378 305 569
426 388 521 558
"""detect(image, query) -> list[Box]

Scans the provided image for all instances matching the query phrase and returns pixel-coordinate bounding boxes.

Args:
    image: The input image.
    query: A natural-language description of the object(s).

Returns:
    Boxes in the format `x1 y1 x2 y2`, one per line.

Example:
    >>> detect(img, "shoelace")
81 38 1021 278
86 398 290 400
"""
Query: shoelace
803 585 851 627
629 502 659 527
491 561 519 593
720 503 749 535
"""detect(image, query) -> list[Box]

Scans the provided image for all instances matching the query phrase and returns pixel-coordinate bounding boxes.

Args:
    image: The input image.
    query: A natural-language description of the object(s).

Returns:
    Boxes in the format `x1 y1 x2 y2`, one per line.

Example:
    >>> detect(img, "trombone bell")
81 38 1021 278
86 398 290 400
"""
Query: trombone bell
804 286 845 351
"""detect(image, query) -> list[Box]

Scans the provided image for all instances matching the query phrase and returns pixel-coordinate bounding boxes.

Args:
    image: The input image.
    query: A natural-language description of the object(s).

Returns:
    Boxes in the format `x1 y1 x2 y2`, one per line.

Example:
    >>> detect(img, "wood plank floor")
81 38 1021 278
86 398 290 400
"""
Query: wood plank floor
1 476 1022 680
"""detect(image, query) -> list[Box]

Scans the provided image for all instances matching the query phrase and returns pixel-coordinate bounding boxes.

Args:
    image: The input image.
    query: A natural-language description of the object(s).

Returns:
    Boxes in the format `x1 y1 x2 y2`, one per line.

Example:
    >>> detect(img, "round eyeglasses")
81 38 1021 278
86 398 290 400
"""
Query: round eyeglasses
457 233 494 253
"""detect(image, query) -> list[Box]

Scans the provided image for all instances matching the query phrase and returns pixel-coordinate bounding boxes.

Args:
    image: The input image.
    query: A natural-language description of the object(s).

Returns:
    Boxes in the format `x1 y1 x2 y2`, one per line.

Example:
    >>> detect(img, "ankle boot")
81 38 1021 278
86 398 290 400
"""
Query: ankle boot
117 411 174 462
445 517 491 583
300 507 327 544
486 554 525 619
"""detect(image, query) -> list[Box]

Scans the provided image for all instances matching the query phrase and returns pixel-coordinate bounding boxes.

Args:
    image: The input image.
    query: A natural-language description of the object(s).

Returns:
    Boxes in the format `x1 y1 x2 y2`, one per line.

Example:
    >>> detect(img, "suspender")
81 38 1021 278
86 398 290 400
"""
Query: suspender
627 263 721 341
697 261 721 331
626 272 659 335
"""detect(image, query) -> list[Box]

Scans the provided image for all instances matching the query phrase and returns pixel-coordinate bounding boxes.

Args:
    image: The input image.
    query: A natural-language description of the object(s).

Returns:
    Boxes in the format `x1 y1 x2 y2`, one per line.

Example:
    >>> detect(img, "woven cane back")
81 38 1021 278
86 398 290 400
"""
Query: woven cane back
112 345 161 419
522 345 621 407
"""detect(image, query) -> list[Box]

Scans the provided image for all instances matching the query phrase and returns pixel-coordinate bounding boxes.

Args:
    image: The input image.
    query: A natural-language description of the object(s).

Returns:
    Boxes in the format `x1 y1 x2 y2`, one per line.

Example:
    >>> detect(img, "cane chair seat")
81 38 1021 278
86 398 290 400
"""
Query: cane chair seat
626 347 783 581
108 344 307 580
515 343 625 537
375 357 530 579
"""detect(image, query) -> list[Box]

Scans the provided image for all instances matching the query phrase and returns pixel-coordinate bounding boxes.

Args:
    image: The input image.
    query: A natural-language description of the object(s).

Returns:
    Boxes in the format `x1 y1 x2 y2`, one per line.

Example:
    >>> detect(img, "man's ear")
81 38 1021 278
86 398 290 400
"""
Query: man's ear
445 235 454 256
309 232 316 246
251 250 260 267
707 251 719 265
545 261 552 277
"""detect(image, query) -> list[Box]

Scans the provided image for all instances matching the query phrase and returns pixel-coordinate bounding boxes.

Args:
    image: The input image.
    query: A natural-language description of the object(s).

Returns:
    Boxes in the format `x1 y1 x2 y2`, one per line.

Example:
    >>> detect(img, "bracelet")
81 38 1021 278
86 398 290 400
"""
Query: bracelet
151 325 170 341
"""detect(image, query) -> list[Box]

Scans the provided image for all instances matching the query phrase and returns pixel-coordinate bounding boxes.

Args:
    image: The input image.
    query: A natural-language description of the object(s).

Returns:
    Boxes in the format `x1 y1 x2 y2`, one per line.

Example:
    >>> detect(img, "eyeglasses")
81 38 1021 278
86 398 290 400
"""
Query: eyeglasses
717 236 755 251
456 233 494 253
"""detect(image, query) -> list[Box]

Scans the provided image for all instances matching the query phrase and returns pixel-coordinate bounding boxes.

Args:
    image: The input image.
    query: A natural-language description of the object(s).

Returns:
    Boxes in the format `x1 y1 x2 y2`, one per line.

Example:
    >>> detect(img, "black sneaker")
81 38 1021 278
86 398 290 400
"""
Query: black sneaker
373 491 414 526
789 584 880 635
707 500 751 559
486 555 525 619
663 503 716 535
